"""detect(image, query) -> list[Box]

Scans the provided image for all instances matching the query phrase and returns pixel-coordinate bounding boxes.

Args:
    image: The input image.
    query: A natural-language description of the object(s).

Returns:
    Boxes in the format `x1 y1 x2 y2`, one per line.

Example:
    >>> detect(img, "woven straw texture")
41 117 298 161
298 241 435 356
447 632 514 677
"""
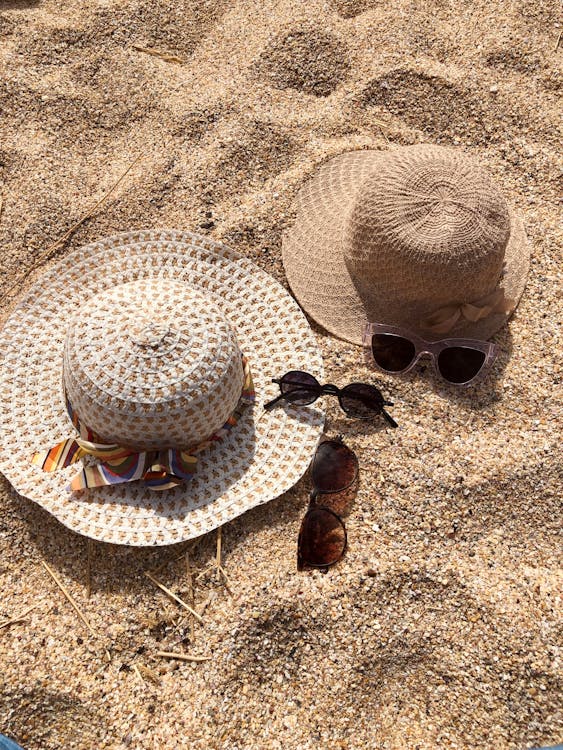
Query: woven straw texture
64 279 245 450
0 230 325 546
283 145 530 344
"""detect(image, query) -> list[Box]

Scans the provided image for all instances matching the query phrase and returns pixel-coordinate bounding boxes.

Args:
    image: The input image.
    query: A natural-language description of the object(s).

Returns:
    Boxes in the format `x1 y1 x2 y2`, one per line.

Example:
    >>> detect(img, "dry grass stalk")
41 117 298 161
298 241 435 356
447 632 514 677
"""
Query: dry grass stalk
0 604 37 631
144 570 203 623
1 153 143 304
555 31 562 52
214 526 233 593
43 153 143 254
185 551 194 600
86 539 93 599
198 592 216 617
190 615 195 643
41 561 97 637
216 526 223 582
156 651 211 662
216 526 222 565
195 564 214 582
133 664 145 684
220 565 233 594
185 550 195 643
132 44 185 64
0 195 4 223
178 538 201 561
150 540 193 576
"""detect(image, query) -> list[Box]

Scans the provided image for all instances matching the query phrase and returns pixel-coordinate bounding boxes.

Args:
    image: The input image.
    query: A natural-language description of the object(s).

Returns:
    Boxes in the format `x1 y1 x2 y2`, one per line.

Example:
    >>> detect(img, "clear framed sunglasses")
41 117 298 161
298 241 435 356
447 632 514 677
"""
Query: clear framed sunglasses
364 323 497 386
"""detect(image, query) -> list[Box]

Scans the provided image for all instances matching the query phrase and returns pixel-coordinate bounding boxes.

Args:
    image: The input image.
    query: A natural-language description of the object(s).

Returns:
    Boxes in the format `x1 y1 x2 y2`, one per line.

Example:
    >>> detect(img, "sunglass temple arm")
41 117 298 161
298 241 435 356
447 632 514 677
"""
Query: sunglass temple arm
382 409 398 428
263 391 289 411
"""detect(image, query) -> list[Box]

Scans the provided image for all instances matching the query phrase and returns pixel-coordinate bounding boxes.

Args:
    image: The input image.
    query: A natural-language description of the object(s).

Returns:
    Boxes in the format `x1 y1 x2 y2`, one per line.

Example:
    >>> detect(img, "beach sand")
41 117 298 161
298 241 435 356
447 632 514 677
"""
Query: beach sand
0 0 561 748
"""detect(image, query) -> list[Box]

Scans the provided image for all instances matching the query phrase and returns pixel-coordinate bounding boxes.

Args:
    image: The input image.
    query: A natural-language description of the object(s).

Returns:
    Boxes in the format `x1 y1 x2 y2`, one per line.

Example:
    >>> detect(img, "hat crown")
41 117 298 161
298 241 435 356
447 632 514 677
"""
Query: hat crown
63 279 244 451
344 145 511 317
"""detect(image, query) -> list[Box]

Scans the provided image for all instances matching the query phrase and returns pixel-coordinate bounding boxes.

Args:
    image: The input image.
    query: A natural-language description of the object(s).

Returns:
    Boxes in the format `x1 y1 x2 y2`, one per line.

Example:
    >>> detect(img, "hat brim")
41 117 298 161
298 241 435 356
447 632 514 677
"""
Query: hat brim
282 150 530 345
0 230 324 546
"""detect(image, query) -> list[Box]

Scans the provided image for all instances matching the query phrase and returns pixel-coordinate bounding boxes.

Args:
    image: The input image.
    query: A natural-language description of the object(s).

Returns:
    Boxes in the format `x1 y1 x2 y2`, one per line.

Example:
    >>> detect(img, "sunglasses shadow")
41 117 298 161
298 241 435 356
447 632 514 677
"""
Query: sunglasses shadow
372 326 514 412
430 326 514 410
268 396 396 436
325 410 396 436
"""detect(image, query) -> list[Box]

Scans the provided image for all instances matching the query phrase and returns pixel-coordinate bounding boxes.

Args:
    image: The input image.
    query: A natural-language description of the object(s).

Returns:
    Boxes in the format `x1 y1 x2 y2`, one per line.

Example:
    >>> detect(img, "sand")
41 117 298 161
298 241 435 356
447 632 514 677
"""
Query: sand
0 0 562 748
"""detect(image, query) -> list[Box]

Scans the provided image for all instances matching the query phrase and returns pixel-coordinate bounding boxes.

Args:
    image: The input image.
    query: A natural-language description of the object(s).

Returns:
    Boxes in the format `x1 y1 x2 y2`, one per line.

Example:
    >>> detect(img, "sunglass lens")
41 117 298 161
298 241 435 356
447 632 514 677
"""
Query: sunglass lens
371 333 416 372
339 383 384 419
280 371 319 405
437 347 487 384
311 440 358 493
298 507 346 569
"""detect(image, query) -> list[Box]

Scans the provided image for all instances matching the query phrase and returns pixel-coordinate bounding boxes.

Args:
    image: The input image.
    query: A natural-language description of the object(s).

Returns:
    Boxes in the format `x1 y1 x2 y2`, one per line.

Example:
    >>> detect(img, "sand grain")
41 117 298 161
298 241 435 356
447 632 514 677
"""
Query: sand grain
0 0 561 748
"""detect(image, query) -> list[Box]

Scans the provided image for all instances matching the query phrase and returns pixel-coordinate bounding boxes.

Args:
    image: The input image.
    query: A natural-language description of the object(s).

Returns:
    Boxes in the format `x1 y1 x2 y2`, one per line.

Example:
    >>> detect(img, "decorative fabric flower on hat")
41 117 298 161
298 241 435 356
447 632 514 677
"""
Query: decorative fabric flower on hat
421 288 514 335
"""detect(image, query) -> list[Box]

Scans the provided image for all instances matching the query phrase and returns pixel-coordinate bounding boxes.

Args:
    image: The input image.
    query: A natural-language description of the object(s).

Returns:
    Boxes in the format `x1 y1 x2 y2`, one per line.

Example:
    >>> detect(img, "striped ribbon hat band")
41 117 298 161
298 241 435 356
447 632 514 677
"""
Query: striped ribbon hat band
32 358 255 492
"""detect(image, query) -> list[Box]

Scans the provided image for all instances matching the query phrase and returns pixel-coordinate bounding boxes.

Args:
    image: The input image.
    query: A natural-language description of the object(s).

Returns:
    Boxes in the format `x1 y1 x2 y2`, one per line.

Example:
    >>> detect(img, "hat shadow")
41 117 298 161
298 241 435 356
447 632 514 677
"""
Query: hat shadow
323 410 396 437
8 403 320 591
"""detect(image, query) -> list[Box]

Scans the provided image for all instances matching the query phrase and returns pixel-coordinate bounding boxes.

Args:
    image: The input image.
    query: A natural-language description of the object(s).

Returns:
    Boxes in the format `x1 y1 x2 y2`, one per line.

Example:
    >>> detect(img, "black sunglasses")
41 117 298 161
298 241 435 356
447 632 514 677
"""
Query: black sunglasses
263 371 397 427
298 436 359 570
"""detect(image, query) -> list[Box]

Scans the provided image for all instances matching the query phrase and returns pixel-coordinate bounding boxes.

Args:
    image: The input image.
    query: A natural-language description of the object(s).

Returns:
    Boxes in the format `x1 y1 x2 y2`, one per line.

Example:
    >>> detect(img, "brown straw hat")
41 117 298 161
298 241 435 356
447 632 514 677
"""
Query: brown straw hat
282 144 530 344
0 230 324 546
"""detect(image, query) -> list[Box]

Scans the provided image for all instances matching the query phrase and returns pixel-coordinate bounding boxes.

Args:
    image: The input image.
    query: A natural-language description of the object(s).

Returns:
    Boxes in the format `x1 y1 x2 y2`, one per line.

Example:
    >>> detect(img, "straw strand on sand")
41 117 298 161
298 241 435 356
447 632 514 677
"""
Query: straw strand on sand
133 664 145 685
185 551 196 643
132 45 185 64
0 605 37 631
86 539 93 599
156 651 211 663
41 561 97 637
216 527 222 582
0 153 143 303
144 570 203 623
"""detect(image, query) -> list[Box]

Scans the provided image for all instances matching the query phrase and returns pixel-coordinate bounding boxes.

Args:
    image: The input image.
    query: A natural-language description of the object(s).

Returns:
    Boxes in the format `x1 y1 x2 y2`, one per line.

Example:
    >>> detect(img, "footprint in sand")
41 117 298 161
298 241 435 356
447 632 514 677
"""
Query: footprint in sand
201 120 296 198
89 0 227 57
484 46 543 75
363 68 487 142
329 0 380 19
255 24 350 97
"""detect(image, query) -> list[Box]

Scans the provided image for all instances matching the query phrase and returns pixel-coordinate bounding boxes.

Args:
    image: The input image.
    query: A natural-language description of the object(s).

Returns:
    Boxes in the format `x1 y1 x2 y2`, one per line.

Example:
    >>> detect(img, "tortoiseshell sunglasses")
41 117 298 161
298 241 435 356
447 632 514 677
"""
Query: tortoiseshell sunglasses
297 436 358 570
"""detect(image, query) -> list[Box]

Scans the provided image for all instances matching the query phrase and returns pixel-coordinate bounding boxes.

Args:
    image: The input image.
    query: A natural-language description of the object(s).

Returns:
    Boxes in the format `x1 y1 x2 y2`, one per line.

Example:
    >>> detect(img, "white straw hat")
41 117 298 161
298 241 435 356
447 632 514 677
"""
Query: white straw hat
283 144 530 344
0 230 324 546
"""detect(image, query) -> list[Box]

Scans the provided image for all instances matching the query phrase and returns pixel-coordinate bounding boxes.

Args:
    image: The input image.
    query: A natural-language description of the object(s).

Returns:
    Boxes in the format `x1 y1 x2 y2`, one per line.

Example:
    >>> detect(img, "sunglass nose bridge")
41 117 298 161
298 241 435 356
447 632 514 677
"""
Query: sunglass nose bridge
413 349 434 364
309 487 320 505
320 383 340 395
